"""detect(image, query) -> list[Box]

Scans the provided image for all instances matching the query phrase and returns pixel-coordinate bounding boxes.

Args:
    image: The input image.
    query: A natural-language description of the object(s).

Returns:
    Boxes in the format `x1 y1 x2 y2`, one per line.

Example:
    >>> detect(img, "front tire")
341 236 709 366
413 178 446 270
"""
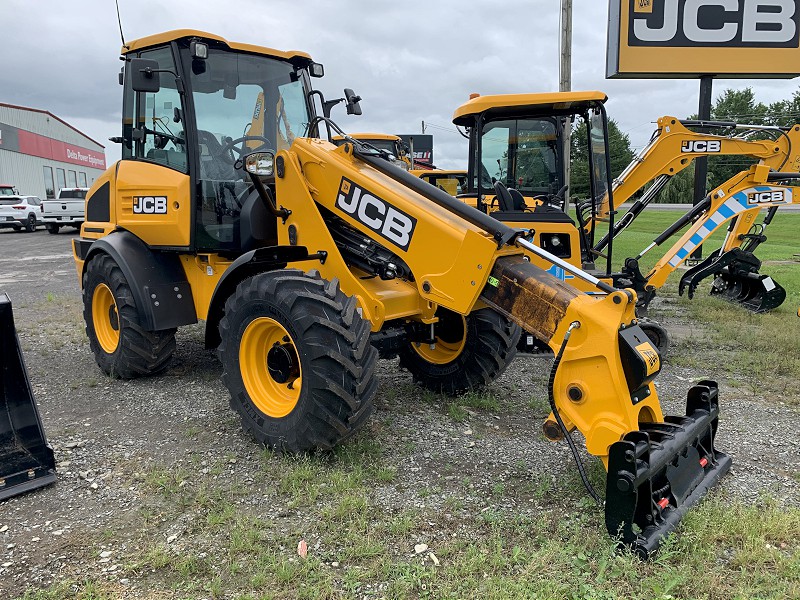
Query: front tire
82 254 176 378
398 308 521 396
218 270 377 452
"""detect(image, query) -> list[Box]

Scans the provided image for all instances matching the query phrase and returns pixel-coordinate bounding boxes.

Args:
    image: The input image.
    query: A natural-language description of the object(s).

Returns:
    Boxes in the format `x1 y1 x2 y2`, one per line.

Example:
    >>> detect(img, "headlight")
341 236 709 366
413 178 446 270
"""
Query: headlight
244 152 275 178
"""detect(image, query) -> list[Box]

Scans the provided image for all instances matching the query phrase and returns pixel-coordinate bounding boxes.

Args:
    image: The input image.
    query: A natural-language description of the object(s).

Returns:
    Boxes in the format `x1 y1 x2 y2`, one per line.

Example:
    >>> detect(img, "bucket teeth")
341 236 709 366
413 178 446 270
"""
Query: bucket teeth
605 381 731 558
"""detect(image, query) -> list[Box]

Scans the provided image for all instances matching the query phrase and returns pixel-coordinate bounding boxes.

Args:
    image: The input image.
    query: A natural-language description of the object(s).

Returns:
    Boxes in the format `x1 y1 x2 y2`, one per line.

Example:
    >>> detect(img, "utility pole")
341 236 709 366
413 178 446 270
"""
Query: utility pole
559 0 572 205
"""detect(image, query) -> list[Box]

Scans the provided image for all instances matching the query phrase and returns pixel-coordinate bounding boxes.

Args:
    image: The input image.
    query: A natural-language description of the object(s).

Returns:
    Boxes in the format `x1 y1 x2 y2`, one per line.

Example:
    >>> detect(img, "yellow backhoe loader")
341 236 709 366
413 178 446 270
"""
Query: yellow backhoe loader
74 30 730 556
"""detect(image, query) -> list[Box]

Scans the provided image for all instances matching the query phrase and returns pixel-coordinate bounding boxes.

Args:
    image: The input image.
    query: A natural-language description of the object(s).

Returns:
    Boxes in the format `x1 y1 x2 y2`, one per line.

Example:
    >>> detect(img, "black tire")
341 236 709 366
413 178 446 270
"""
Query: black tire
398 307 521 396
24 214 36 232
46 224 60 234
638 317 670 357
82 253 176 378
218 269 377 452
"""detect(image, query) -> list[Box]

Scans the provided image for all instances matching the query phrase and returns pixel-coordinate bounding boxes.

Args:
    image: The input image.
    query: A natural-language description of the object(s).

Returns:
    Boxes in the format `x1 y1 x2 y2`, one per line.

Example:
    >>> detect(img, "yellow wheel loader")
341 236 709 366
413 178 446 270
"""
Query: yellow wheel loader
73 30 730 556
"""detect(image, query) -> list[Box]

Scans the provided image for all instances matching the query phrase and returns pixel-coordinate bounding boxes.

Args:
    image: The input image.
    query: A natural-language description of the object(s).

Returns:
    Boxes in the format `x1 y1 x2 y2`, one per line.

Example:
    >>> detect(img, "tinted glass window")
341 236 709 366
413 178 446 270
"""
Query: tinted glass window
43 166 55 199
184 47 311 251
56 169 66 191
0 199 18 205
59 190 88 199
78 172 87 187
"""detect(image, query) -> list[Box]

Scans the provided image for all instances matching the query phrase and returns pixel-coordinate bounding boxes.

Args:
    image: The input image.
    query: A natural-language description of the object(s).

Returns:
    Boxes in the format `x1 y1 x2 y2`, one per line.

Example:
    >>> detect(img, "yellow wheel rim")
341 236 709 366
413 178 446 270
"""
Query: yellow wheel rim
239 317 302 418
412 315 467 365
92 283 120 354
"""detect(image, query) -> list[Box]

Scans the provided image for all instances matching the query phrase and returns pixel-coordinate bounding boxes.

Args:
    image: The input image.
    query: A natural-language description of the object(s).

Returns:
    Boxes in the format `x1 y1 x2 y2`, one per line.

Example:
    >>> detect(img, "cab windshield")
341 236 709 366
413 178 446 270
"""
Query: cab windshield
183 47 312 250
479 118 560 197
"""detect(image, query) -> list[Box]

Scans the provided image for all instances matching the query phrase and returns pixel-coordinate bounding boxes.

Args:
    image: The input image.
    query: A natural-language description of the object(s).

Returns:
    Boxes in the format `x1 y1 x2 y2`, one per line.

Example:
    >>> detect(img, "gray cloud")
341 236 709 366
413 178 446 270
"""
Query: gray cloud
0 0 796 168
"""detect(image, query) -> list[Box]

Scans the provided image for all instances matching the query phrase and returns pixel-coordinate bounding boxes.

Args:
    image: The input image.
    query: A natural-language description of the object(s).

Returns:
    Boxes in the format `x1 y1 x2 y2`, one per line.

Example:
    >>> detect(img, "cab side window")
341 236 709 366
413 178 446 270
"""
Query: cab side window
124 46 188 172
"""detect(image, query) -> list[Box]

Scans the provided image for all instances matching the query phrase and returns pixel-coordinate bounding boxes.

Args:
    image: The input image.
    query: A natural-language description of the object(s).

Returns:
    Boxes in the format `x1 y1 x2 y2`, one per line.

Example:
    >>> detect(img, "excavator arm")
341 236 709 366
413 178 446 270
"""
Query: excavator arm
589 118 799 251
266 137 730 555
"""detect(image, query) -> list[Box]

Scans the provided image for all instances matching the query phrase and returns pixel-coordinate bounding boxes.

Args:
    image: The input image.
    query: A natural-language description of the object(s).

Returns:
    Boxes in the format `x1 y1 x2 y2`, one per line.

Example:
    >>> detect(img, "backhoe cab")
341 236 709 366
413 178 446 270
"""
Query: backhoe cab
73 31 730 556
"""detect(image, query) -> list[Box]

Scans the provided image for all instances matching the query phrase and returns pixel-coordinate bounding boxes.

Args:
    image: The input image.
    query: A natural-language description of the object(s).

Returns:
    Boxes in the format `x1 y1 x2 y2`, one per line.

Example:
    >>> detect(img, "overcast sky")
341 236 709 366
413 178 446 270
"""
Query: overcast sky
2 0 799 168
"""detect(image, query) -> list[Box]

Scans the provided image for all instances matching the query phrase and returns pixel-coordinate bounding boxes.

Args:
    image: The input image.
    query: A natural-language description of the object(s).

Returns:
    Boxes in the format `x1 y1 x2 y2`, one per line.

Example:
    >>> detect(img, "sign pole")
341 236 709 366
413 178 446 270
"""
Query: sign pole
690 75 714 260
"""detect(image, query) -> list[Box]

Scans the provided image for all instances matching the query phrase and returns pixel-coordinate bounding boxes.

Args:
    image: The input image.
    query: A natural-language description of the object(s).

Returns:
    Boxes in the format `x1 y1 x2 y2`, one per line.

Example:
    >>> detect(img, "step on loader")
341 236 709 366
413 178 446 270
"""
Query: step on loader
73 30 730 556
0 294 57 500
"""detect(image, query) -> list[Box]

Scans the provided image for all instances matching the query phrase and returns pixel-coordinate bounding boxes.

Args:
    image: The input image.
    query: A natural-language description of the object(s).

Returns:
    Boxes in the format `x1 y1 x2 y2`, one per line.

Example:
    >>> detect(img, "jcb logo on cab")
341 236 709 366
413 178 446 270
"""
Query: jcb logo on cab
630 0 799 48
681 140 721 153
133 196 168 214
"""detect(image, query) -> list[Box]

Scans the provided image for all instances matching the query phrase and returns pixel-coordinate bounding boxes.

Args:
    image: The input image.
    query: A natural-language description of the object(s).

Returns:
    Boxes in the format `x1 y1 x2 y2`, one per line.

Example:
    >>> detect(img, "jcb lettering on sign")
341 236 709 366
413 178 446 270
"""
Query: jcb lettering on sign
681 139 722 153
630 0 799 48
133 196 168 214
335 178 417 251
747 190 787 204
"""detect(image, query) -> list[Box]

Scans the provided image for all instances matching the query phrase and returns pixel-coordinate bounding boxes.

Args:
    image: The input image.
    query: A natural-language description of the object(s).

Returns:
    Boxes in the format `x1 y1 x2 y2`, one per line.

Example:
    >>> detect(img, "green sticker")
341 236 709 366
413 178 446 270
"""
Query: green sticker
488 276 500 288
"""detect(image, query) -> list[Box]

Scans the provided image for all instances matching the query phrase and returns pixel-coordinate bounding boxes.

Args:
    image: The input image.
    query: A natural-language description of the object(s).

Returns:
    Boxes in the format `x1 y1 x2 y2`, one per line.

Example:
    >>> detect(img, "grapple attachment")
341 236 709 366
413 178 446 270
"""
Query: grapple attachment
605 381 731 558
679 248 785 313
0 294 57 500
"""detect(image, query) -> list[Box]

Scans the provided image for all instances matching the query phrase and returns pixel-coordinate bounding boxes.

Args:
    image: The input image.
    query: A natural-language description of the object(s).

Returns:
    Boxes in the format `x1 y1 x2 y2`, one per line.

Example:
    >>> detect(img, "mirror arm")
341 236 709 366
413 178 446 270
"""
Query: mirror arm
247 172 291 222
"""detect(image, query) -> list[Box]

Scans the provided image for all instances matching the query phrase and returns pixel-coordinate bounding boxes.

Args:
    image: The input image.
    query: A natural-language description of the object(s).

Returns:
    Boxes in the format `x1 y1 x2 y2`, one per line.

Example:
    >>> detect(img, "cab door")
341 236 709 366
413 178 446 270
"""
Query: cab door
117 44 192 248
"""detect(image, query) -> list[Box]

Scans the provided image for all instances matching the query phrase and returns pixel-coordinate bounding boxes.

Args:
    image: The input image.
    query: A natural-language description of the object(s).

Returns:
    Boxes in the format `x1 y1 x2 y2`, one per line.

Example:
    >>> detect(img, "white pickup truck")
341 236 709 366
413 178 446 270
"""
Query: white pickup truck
42 187 89 234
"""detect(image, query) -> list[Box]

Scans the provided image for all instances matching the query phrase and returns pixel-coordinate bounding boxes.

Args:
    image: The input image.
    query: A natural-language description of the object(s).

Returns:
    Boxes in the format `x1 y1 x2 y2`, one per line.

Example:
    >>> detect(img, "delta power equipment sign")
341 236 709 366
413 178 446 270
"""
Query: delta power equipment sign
607 0 800 78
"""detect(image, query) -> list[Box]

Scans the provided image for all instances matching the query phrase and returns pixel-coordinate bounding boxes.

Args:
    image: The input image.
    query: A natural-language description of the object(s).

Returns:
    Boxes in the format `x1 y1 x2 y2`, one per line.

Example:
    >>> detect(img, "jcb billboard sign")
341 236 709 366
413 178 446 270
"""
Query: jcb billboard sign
607 1 800 78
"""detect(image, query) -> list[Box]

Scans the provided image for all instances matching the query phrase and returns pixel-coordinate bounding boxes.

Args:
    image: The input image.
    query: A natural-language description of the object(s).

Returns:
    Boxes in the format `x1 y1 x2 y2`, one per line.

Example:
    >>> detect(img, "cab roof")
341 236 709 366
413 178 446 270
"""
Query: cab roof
122 29 313 63
452 91 608 126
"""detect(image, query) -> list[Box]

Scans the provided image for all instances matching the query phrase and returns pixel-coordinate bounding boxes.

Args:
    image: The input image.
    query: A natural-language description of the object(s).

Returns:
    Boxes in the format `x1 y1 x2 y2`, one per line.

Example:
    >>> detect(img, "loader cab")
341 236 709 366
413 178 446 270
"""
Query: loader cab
117 30 321 255
452 92 616 267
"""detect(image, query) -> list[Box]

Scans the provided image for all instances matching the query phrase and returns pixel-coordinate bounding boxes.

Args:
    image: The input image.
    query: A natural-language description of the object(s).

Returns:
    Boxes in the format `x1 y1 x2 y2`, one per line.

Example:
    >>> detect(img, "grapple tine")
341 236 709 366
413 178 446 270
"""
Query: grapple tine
711 271 786 313
605 381 731 558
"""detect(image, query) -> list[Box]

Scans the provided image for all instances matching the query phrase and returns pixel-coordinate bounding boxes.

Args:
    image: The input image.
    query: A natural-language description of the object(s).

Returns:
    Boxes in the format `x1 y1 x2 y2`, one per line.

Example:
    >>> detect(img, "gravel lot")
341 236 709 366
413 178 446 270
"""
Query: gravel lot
0 226 798 598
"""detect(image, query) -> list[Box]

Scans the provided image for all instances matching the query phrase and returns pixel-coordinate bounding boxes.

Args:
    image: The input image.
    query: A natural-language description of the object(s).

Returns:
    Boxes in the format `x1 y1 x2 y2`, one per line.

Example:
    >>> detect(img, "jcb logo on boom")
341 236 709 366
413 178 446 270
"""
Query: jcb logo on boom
681 139 721 153
335 178 417 251
747 190 787 204
630 0 800 48
133 196 168 214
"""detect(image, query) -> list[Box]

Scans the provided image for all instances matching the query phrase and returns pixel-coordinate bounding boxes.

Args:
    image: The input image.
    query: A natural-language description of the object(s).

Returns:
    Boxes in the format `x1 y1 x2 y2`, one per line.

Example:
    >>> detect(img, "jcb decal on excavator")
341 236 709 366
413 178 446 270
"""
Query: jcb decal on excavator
335 178 417 251
133 196 168 214
635 341 660 377
681 140 721 153
747 189 790 205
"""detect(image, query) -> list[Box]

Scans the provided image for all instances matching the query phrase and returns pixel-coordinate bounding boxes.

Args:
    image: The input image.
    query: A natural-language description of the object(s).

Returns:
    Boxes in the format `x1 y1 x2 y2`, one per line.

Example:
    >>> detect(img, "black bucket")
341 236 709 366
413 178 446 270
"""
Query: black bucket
605 381 731 558
0 293 57 500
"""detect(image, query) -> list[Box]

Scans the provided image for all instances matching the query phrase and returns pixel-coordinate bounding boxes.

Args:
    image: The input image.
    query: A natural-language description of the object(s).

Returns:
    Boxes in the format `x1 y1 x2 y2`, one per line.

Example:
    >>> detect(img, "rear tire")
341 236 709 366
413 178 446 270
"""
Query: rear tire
399 308 521 396
218 270 377 452
24 214 36 232
82 254 176 378
46 224 60 234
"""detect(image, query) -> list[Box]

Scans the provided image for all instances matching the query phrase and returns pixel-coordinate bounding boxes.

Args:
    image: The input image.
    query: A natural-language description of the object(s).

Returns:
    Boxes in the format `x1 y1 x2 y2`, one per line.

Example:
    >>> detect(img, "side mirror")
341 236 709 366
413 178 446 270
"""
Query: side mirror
344 88 362 116
130 58 161 93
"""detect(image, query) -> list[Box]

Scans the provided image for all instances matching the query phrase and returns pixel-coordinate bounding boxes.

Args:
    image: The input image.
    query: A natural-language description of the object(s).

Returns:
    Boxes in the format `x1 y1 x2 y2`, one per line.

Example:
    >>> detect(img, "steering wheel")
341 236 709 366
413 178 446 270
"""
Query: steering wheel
219 135 274 164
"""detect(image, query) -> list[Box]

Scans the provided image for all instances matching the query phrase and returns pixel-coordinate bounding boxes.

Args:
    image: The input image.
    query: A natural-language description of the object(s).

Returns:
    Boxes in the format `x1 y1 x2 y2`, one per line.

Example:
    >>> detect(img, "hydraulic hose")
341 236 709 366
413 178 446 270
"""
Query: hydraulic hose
546 321 603 505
